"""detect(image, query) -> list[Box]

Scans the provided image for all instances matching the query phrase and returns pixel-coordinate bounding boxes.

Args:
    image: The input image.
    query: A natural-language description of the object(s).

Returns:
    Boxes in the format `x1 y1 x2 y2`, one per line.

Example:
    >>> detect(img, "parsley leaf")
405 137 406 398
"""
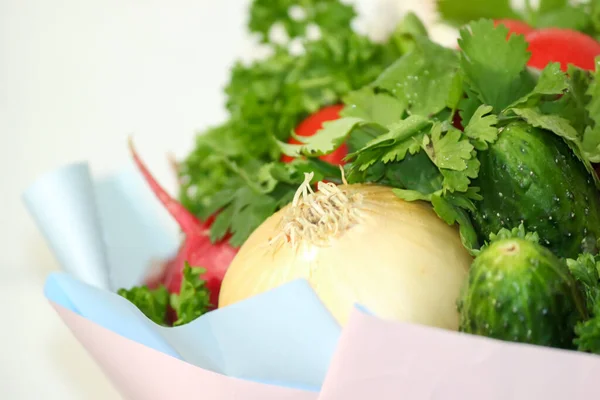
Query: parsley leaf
170 263 213 327
426 124 474 170
431 192 480 253
508 63 568 109
458 19 534 112
574 311 600 353
348 115 432 171
535 5 589 30
278 117 365 158
249 0 356 43
540 66 593 134
567 253 600 310
341 88 406 126
118 263 213 327
436 0 600 41
582 59 600 162
436 0 519 26
377 152 443 194
440 156 480 193
566 252 600 353
373 36 460 117
509 107 580 143
117 285 170 326
463 105 499 150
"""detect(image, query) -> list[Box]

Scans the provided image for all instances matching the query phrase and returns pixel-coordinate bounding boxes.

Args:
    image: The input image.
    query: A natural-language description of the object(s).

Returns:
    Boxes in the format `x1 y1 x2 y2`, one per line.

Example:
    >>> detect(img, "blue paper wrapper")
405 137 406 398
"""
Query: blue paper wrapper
23 161 343 391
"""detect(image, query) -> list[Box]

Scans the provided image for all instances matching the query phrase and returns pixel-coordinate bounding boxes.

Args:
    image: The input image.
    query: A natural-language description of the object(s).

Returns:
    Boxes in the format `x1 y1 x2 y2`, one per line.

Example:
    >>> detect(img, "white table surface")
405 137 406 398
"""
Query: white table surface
0 1 457 398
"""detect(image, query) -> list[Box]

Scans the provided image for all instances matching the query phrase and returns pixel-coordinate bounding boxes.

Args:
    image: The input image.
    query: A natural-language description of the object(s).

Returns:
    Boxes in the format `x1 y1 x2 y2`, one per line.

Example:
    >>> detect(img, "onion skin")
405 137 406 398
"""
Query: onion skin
218 183 473 329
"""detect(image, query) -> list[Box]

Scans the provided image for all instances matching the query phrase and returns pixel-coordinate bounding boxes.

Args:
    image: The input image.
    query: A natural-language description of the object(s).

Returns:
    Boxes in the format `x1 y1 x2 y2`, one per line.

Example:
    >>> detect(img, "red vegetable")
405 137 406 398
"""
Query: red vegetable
525 28 600 71
129 139 239 308
494 19 534 38
281 104 347 165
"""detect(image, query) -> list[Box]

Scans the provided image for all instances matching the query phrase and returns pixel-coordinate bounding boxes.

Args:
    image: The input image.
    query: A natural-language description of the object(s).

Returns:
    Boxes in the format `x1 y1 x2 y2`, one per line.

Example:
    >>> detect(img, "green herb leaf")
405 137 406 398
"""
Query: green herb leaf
341 88 406 126
463 105 499 150
427 124 474 171
566 252 600 353
538 7 589 31
117 285 170 326
348 115 432 171
458 19 533 112
179 1 412 247
567 253 600 311
509 107 580 143
170 263 213 327
390 11 430 54
574 312 600 354
248 0 356 43
431 192 480 253
508 63 568 109
540 65 593 134
373 36 460 117
436 0 520 27
581 58 600 162
278 117 365 158
440 156 480 193
392 188 433 202
582 127 600 163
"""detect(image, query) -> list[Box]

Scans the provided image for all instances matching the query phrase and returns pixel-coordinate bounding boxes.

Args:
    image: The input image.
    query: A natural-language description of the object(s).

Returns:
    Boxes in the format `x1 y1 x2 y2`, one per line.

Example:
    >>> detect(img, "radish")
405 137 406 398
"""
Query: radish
525 28 600 71
281 104 348 165
128 139 239 309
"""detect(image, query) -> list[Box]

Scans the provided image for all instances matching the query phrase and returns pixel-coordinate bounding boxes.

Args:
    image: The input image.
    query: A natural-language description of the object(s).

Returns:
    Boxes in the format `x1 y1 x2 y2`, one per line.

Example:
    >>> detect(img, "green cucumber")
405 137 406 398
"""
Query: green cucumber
459 237 587 349
471 121 600 259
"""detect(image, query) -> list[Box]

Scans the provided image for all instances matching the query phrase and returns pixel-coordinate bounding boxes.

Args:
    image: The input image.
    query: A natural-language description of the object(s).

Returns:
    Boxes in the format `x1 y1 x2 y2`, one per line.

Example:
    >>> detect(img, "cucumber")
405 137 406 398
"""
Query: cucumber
471 121 600 259
459 237 587 349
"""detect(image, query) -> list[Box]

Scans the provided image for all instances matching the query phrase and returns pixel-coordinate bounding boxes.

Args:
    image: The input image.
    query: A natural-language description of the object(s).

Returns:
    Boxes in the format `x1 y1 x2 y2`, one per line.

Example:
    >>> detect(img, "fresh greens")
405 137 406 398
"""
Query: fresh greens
170 264 213 326
458 19 533 113
437 0 600 41
118 264 212 326
283 19 600 257
117 285 170 326
248 0 356 43
567 253 600 353
177 0 426 247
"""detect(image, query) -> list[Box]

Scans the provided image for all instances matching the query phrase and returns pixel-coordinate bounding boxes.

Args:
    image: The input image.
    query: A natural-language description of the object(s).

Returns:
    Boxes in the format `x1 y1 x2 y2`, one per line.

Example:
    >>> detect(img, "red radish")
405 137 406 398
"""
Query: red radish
525 28 600 71
281 104 348 165
128 139 239 308
452 111 464 131
494 19 534 38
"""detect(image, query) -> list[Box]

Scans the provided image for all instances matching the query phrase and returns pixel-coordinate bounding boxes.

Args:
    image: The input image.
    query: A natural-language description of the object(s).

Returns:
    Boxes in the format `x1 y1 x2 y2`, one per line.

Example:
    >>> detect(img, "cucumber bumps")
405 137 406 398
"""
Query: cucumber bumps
458 235 587 349
471 121 600 259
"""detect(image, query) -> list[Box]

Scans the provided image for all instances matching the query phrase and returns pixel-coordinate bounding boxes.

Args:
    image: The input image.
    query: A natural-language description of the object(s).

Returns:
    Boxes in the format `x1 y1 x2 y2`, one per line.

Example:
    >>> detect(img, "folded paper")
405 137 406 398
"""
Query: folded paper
25 161 600 399
44 271 341 391
319 310 600 399
51 302 318 400
29 162 341 391
23 162 111 290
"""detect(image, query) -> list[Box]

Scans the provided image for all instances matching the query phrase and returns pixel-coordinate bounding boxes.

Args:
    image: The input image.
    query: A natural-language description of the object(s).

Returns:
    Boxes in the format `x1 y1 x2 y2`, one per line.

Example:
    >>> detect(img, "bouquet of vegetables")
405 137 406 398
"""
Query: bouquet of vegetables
24 0 600 398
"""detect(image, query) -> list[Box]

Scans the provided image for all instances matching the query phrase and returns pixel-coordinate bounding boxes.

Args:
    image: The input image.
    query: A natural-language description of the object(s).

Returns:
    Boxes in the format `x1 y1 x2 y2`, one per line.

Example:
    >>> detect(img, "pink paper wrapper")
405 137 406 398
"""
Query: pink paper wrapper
51 302 317 400
51 295 600 400
320 310 600 399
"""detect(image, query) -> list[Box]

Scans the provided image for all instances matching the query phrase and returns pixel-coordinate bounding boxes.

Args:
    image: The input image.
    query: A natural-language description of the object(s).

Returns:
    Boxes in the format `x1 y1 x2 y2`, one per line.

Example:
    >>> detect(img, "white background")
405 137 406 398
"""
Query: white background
0 1 457 398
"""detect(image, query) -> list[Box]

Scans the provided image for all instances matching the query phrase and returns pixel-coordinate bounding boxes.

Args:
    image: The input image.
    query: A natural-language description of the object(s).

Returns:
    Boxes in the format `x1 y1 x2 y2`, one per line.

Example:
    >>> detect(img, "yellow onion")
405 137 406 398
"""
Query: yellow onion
218 173 473 329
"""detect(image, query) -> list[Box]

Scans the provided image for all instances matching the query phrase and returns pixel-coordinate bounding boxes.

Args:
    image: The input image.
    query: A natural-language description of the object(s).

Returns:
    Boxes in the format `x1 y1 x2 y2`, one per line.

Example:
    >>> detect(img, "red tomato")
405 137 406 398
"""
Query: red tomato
525 28 600 71
282 104 347 165
494 19 535 38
